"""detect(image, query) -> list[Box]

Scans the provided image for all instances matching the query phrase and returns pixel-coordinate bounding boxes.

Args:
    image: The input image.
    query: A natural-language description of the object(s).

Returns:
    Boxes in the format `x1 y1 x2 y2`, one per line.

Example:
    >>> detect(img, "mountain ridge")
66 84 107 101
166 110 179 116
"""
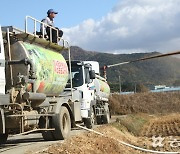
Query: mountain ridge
62 46 180 89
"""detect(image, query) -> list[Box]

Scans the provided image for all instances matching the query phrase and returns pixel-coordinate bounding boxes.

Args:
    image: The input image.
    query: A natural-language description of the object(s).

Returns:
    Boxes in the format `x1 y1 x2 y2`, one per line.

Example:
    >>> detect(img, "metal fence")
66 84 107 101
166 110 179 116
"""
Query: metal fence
112 87 180 95
150 87 180 93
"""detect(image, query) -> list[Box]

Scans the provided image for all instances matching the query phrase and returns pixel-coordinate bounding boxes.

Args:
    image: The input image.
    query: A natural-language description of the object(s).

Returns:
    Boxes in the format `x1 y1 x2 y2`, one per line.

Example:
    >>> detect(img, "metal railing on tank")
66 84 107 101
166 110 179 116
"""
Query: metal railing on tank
25 16 60 43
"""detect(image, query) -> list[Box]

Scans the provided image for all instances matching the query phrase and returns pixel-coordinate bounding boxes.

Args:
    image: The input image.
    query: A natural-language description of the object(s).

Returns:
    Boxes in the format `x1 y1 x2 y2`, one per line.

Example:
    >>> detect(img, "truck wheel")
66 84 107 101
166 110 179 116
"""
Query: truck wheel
41 117 55 141
96 116 103 125
53 106 71 140
84 118 93 129
42 131 55 141
102 107 110 124
84 108 95 129
0 133 8 144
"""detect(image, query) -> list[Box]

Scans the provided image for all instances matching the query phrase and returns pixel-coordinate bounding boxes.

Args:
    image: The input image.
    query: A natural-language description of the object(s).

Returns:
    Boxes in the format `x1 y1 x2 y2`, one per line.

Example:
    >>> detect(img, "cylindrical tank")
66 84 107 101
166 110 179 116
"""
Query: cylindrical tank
7 41 69 96
94 78 110 101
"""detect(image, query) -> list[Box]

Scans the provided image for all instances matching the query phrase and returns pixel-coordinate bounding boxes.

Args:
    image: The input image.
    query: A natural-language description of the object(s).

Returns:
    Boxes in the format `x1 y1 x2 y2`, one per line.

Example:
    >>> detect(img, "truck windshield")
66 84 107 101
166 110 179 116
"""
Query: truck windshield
66 65 83 88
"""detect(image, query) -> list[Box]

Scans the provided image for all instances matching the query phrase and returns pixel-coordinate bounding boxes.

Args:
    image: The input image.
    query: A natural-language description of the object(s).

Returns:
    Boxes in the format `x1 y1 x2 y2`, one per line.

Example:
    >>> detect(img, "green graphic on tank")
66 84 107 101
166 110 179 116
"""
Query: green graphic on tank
22 42 68 95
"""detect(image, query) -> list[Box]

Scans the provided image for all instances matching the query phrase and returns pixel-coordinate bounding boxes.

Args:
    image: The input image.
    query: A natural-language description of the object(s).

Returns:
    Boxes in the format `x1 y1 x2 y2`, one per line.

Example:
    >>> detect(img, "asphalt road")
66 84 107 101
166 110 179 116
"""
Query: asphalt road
0 116 122 154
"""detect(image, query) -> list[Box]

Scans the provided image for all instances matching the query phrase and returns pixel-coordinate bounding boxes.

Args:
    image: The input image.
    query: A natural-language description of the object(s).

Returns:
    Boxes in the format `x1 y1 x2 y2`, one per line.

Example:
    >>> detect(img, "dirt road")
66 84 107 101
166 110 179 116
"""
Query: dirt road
45 114 179 154
0 126 89 154
0 116 120 154
1 114 179 154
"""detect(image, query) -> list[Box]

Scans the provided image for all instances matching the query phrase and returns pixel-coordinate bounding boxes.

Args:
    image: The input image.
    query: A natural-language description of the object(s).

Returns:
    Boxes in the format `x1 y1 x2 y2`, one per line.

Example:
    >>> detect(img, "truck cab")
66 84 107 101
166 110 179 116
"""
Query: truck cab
69 61 95 128
69 61 110 128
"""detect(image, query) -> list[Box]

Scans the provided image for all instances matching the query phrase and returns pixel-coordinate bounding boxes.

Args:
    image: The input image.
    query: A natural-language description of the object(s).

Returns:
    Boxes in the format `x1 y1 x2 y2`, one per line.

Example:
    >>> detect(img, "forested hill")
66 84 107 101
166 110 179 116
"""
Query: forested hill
62 46 180 88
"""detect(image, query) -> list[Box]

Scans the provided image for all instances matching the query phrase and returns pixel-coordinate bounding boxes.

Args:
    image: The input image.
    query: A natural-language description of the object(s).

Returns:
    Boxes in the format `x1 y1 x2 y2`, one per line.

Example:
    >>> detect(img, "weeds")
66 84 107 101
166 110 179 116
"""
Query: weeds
109 92 180 115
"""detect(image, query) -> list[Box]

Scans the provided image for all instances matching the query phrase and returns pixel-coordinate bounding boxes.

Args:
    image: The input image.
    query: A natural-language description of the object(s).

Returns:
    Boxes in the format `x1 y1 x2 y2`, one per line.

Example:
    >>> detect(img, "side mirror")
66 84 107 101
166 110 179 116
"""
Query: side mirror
89 70 95 79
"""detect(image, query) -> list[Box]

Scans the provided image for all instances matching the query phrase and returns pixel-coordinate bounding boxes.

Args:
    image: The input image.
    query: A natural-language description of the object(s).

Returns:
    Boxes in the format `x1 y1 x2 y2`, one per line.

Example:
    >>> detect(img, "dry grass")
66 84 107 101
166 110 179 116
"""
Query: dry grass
46 117 180 154
141 113 180 137
109 92 180 115
43 92 180 154
46 125 148 154
114 113 153 136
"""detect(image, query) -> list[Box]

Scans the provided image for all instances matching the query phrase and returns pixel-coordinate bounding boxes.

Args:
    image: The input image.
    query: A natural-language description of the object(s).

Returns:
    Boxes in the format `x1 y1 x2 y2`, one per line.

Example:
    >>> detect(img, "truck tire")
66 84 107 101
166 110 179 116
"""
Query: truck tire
42 131 55 141
102 107 110 124
96 116 103 125
84 107 95 129
41 117 55 141
84 118 92 129
0 133 8 144
53 106 71 140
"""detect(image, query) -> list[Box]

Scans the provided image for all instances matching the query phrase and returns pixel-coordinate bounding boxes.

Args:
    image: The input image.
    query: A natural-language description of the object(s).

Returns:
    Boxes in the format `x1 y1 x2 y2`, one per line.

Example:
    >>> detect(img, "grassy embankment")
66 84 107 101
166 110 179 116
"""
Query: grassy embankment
109 92 180 136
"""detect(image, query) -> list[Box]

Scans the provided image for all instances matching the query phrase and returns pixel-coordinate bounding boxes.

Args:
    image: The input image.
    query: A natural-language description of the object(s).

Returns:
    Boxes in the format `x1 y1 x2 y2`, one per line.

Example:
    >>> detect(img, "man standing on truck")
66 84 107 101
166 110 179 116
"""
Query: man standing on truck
41 9 63 43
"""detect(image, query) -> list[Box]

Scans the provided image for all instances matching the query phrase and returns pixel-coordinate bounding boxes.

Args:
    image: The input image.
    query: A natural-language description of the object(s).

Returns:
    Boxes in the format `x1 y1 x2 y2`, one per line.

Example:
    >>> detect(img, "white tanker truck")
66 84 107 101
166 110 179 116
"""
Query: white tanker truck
0 16 111 144
69 61 111 128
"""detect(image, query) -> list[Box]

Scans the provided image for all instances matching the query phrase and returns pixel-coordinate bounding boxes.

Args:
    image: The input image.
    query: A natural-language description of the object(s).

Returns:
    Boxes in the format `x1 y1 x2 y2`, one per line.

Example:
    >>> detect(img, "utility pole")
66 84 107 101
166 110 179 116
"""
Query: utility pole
134 83 136 93
119 75 121 93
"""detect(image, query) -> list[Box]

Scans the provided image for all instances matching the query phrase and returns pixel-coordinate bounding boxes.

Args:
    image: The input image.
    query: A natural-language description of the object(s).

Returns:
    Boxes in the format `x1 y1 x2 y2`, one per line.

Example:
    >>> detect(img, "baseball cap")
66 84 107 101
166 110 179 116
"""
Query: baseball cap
47 9 58 14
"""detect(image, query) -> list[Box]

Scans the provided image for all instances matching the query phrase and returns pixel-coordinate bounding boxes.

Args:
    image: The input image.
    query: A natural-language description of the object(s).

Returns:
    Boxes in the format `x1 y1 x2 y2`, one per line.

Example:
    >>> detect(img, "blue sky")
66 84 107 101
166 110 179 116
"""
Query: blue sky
0 0 118 29
1 0 180 53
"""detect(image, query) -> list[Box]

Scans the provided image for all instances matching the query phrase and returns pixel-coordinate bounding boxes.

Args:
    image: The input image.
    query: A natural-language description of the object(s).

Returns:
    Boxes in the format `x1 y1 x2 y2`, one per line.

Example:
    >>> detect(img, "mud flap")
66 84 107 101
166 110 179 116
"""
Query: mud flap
0 25 5 95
